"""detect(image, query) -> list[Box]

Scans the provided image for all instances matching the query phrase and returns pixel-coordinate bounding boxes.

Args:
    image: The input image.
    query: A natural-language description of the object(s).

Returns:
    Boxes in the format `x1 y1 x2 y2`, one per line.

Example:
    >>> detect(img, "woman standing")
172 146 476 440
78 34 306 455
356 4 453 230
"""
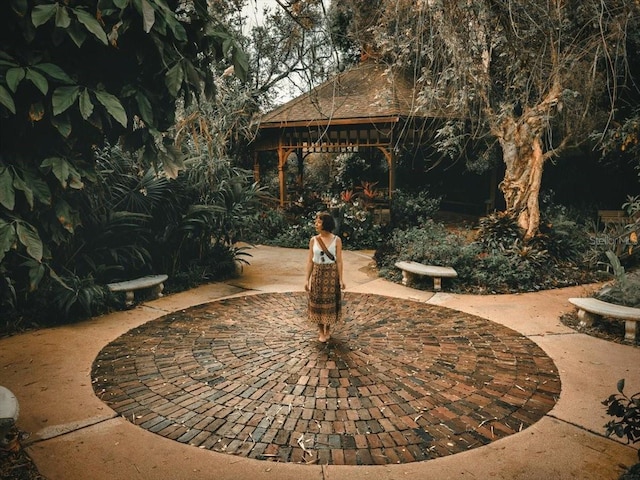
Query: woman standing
305 211 346 342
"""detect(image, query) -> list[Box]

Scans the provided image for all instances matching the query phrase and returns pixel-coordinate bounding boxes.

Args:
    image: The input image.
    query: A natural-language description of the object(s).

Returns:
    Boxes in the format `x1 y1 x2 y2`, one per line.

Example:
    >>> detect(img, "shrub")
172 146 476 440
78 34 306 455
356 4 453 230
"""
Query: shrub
476 211 522 252
242 208 290 244
534 209 591 263
337 202 385 250
48 275 110 322
595 252 640 308
376 220 477 288
467 247 545 292
390 189 441 229
270 213 316 249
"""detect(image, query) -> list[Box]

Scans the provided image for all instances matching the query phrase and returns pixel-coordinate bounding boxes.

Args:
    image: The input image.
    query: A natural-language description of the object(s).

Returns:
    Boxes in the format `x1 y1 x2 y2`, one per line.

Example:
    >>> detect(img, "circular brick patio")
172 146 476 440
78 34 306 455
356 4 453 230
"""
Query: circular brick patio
92 292 560 465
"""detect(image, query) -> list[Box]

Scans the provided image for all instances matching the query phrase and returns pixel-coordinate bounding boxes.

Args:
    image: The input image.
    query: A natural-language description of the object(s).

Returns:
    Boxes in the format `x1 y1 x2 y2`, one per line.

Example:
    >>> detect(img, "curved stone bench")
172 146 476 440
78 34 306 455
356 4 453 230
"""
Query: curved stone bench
568 297 640 341
107 274 168 306
0 386 19 445
395 261 457 291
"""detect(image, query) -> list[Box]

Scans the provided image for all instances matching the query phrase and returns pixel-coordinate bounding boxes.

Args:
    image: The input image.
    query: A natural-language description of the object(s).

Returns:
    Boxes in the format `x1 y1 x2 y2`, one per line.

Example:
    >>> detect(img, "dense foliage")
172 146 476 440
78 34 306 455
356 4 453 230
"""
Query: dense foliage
0 0 250 330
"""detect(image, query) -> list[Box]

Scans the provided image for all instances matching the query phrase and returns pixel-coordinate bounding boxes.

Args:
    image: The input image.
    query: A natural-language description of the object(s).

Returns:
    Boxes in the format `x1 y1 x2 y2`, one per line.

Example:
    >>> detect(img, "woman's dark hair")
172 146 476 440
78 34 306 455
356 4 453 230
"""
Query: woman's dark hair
317 211 335 232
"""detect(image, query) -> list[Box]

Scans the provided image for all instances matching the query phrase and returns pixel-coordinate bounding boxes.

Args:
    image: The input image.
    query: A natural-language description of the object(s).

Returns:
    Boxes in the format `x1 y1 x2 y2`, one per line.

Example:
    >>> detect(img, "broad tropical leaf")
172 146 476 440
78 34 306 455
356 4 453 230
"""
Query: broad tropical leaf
16 221 43 262
0 85 16 114
73 8 108 45
31 4 56 27
0 167 15 210
34 63 73 83
55 4 71 28
135 91 154 124
140 0 155 33
55 199 81 233
12 172 33 209
94 90 127 127
0 220 17 262
79 89 94 120
6 67 25 92
40 156 84 189
26 68 48 95
165 63 184 97
26 260 45 291
52 86 80 115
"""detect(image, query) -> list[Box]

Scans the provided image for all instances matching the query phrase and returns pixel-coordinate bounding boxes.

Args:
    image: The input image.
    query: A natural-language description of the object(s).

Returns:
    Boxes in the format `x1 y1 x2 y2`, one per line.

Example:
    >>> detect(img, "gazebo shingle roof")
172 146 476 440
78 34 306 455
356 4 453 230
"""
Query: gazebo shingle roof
260 61 421 126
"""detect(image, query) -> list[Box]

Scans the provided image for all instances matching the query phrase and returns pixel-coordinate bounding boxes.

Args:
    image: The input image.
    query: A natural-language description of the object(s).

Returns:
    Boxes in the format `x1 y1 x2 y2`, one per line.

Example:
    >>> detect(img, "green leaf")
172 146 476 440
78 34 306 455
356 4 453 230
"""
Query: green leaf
94 90 127 128
52 86 80 115
67 21 88 48
165 63 184 97
114 0 129 8
164 11 186 41
22 169 52 206
12 172 33 209
617 378 625 394
68 170 84 189
73 8 108 45
79 89 94 119
46 265 69 290
55 4 71 28
135 91 154 125
141 0 155 33
0 167 16 211
0 85 16 114
26 68 49 95
33 63 73 83
232 48 249 83
41 156 70 188
0 167 16 210
222 37 233 56
55 200 78 233
27 261 46 291
0 220 17 263
16 221 43 262
51 113 72 138
6 67 26 93
31 4 56 27
183 61 201 88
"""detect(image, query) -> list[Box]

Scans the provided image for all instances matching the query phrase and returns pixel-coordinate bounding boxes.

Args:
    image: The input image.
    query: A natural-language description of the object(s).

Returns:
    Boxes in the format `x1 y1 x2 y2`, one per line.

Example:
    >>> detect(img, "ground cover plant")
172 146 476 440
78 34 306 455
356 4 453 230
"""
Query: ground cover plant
603 379 640 479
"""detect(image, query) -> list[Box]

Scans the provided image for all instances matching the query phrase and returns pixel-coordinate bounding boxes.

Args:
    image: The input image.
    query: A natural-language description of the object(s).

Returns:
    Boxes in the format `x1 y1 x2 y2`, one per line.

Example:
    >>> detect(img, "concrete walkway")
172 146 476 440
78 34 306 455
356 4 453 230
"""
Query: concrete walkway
1 245 638 480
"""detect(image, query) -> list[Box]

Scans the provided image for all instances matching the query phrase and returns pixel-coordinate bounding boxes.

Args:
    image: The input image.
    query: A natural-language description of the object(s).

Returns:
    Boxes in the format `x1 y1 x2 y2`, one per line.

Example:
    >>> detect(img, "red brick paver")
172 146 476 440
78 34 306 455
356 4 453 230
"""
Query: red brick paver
92 292 560 465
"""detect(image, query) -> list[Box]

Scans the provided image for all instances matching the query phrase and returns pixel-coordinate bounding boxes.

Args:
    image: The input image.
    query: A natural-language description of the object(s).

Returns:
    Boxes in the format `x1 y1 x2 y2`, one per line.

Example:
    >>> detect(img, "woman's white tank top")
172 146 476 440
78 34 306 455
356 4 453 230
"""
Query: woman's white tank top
312 235 337 264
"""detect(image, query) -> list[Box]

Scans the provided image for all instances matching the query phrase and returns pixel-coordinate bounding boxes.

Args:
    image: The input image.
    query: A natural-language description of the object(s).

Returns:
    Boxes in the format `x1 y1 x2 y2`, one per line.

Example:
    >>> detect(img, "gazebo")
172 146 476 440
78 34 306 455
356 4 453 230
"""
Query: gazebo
251 60 442 207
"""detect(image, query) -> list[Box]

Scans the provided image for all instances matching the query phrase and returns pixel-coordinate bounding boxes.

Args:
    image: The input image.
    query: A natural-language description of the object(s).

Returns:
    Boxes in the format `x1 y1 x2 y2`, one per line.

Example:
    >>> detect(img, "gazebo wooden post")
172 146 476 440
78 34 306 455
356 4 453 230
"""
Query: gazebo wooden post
253 151 260 183
278 144 286 207
378 146 395 198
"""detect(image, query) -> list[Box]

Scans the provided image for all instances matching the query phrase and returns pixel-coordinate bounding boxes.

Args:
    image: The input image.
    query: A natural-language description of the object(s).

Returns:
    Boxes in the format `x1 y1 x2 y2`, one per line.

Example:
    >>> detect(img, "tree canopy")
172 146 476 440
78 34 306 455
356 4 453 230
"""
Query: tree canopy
328 0 640 238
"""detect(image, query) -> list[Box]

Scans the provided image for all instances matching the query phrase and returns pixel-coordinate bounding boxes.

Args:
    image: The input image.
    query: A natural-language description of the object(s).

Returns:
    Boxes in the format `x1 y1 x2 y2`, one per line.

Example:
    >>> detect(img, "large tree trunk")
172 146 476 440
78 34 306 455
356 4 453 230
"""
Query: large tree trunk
496 116 545 241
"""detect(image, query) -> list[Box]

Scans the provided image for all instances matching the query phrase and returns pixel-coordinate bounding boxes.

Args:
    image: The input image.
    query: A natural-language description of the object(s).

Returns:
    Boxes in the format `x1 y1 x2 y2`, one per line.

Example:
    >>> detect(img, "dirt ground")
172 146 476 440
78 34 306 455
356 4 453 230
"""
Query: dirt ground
1 429 46 480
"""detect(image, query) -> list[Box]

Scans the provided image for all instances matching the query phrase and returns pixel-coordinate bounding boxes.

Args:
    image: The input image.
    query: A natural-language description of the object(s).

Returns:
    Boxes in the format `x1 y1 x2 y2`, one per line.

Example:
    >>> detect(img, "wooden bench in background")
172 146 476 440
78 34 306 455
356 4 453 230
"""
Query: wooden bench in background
598 210 629 226
568 297 640 342
107 274 168 306
395 261 458 291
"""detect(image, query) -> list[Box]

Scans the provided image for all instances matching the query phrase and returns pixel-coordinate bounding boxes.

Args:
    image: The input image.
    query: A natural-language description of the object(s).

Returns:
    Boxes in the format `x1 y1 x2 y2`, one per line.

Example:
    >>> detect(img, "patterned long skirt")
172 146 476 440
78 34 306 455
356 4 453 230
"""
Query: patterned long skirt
308 263 342 326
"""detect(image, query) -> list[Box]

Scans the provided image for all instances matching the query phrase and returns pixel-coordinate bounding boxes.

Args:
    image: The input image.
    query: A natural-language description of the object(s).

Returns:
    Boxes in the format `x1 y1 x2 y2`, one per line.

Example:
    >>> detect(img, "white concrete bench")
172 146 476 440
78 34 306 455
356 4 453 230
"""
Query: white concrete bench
395 261 458 291
0 386 19 445
568 297 640 341
107 274 168 306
